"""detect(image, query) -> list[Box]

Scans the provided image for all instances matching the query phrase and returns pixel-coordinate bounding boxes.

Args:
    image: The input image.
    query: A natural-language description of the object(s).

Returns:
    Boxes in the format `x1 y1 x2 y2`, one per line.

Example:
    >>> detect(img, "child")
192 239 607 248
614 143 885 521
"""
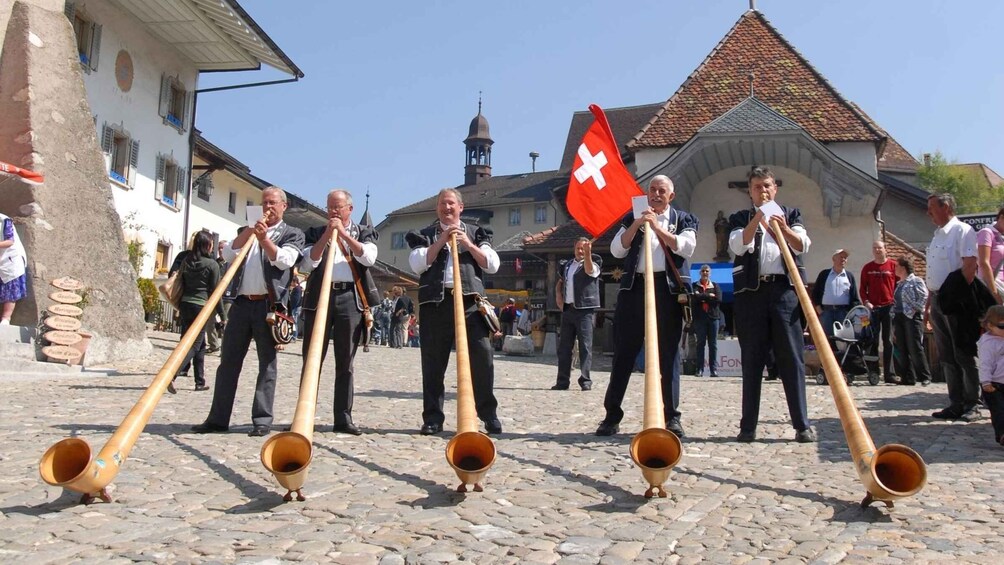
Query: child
977 305 1004 446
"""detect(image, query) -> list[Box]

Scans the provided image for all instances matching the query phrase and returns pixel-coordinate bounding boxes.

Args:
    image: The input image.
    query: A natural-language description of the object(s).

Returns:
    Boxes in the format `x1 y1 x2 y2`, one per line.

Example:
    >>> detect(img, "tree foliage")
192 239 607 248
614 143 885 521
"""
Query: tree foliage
917 151 1004 213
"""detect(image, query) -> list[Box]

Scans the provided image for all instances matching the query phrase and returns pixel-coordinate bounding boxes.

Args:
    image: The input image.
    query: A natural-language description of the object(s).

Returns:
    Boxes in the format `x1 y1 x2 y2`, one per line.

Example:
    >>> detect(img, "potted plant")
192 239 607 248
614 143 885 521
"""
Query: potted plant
136 277 160 323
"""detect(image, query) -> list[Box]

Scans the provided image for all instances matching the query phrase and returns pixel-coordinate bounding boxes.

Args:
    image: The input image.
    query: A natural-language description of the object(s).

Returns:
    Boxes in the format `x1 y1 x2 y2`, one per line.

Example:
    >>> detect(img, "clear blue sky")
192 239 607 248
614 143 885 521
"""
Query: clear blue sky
196 0 1004 225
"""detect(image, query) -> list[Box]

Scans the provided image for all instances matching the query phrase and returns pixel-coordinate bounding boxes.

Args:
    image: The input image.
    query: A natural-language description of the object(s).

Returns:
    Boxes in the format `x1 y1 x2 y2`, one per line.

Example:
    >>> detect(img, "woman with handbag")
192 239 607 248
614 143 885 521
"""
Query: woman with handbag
170 231 222 393
976 207 1004 304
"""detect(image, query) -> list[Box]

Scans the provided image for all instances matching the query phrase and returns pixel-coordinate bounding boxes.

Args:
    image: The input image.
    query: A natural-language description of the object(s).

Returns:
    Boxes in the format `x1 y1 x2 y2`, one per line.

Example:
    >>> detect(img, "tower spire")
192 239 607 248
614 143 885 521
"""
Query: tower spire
478 91 482 115
360 187 373 227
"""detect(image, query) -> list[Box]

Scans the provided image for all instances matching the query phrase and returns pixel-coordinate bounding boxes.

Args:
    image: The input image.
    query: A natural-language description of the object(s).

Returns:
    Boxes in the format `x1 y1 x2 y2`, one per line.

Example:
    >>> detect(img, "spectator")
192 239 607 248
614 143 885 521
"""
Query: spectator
977 305 1004 446
499 297 518 336
976 207 1004 304
811 249 860 338
891 257 931 386
690 264 722 377
408 315 421 347
170 230 220 393
288 274 303 340
0 212 27 325
860 240 898 383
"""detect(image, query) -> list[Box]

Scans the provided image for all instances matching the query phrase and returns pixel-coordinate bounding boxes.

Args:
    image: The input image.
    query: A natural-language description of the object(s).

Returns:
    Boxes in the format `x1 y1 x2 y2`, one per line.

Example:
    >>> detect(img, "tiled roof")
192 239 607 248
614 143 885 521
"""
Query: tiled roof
884 231 926 281
878 137 919 173
699 96 803 133
496 231 535 252
558 103 664 170
522 218 622 253
386 170 567 217
629 10 883 149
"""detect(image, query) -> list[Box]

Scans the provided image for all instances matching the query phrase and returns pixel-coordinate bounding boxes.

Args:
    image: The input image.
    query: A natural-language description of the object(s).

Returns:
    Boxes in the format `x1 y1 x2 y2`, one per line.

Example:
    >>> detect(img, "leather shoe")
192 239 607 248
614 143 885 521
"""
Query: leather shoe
191 421 228 434
736 429 756 442
333 423 363 436
167 382 177 394
248 425 271 437
709 372 719 378
420 423 443 435
485 419 503 435
795 428 817 443
595 421 619 436
550 384 569 390
194 384 210 391
580 382 592 391
667 419 686 439
932 407 963 420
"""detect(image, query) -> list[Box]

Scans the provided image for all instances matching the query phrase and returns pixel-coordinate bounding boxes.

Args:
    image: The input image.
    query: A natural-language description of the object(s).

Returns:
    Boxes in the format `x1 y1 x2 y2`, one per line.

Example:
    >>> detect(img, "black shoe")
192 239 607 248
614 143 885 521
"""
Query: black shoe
795 428 817 443
920 379 931 387
484 419 503 435
333 423 363 436
932 407 963 420
667 419 686 438
709 372 719 378
167 382 177 394
194 384 210 391
736 429 756 443
580 382 592 391
884 377 901 385
764 374 778 381
363 346 370 352
191 421 228 434
595 421 619 436
248 425 271 437
420 423 443 435
551 384 569 390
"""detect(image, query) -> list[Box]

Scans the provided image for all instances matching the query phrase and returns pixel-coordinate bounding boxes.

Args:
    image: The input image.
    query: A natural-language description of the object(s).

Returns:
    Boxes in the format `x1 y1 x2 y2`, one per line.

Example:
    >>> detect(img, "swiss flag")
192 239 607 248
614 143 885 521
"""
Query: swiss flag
566 104 643 237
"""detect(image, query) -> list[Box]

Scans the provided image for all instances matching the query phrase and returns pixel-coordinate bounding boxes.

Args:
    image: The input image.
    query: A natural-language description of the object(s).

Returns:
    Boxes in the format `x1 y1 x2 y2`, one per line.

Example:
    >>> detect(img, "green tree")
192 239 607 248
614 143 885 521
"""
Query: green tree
917 151 1004 213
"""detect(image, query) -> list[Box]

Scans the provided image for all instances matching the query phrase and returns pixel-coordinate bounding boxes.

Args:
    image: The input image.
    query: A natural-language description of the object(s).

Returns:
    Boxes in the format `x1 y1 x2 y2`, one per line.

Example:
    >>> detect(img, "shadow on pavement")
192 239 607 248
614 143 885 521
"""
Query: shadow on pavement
0 489 85 515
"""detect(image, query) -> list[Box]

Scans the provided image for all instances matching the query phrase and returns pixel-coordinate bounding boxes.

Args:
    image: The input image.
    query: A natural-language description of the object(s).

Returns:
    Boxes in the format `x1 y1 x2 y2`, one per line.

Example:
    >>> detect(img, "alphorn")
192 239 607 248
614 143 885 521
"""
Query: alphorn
39 234 257 504
768 217 926 508
629 224 683 498
260 235 339 501
444 232 496 492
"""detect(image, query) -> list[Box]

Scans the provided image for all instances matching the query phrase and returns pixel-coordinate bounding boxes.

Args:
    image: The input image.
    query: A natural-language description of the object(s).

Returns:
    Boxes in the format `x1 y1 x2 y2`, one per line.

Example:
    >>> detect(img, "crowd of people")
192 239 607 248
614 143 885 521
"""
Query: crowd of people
164 168 1003 449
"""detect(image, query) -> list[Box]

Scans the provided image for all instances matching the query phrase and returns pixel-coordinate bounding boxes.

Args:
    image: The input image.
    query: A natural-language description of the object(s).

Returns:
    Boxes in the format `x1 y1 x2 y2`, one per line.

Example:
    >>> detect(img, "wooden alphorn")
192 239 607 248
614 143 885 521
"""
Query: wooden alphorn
629 224 683 498
39 235 257 504
260 233 340 501
768 216 926 508
444 232 496 492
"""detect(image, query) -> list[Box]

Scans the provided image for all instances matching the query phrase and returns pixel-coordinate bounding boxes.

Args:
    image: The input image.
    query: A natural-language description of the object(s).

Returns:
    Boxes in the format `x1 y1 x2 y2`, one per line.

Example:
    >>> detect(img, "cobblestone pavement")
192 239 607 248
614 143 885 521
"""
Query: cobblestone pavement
1 330 1002 564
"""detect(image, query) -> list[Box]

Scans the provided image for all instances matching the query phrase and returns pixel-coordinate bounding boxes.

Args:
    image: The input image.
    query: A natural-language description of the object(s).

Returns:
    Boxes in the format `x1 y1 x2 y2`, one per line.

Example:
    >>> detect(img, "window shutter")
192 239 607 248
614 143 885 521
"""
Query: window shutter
100 123 113 153
158 74 170 118
154 155 165 199
64 2 75 21
176 167 187 205
88 23 101 71
128 139 140 187
182 91 193 131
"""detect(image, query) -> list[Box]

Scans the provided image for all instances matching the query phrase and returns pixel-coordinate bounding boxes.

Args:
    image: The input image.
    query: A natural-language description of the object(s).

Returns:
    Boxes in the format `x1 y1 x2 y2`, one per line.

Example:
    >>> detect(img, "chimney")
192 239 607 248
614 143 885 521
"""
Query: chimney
529 151 539 173
923 153 932 167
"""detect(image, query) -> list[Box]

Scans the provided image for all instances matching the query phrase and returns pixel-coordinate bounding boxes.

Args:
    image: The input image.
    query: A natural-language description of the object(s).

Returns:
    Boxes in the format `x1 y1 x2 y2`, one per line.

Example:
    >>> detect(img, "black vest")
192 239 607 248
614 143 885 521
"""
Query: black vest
301 223 381 312
559 254 602 309
224 221 305 310
407 222 493 304
728 206 807 294
618 208 698 293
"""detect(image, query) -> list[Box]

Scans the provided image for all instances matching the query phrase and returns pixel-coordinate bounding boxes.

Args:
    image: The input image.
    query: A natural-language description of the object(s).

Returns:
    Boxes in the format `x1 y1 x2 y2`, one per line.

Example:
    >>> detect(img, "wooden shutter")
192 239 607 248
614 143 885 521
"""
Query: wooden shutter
88 23 101 71
154 155 165 199
128 139 140 187
158 75 170 118
176 167 187 206
100 123 113 153
182 91 193 131
64 2 75 21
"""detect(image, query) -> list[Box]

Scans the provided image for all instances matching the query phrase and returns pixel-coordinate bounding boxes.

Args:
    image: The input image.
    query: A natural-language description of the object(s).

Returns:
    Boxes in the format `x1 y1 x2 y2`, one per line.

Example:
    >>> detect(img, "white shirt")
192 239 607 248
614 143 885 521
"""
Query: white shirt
728 217 810 275
409 224 500 285
926 216 977 291
224 222 300 296
610 210 697 272
822 269 852 305
563 258 600 304
299 226 378 282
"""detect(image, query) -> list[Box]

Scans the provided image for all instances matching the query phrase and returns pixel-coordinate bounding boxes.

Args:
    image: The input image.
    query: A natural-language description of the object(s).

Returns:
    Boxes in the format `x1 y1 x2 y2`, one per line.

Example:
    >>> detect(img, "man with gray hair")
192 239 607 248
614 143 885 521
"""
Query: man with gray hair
595 175 697 439
925 193 982 421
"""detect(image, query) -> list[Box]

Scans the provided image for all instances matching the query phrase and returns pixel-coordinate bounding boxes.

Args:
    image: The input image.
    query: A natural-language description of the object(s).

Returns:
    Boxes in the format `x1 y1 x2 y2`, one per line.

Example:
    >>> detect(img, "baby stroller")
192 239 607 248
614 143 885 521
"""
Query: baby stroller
815 305 881 386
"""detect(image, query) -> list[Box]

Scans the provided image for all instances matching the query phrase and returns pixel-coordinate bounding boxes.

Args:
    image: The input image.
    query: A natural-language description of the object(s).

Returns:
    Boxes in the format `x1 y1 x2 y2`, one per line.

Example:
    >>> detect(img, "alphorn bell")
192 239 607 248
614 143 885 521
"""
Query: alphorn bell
768 217 926 508
629 224 684 498
260 235 340 501
444 232 496 492
39 232 258 504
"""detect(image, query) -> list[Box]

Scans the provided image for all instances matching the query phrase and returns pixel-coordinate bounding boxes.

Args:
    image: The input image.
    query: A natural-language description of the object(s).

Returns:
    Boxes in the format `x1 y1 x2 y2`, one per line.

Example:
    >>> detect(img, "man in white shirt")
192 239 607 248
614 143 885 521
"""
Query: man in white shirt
810 249 861 338
552 237 602 391
407 189 502 436
925 193 981 422
193 187 305 437
298 189 380 435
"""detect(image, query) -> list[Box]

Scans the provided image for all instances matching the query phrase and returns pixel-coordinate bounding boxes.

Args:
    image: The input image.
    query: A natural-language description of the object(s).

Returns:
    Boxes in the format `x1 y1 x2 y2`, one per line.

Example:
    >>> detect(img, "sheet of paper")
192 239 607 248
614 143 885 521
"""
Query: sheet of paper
631 195 649 220
758 199 784 220
246 205 263 227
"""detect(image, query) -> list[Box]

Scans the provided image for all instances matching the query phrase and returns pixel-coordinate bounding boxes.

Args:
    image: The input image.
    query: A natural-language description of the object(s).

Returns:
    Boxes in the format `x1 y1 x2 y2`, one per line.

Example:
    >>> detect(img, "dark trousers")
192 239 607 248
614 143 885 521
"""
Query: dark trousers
176 301 207 387
892 312 931 385
982 384 1004 443
205 297 279 428
820 305 849 338
603 276 683 426
419 292 499 427
390 318 406 348
735 281 810 432
693 315 720 375
301 288 362 427
556 306 596 388
870 304 894 378
929 290 980 411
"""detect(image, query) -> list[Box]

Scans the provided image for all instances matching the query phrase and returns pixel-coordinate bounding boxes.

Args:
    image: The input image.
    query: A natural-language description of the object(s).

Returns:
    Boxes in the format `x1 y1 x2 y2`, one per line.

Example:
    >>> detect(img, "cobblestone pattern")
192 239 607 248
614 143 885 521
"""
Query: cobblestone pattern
0 331 1002 563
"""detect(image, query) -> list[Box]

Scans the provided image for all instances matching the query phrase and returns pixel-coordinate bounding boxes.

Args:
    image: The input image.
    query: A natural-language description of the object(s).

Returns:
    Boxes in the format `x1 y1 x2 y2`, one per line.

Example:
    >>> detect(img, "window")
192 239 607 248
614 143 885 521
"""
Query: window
65 4 101 73
194 173 214 201
509 207 521 226
535 204 547 224
391 232 406 250
228 191 237 214
155 242 169 273
155 154 185 209
158 74 191 132
246 200 254 209
100 123 139 187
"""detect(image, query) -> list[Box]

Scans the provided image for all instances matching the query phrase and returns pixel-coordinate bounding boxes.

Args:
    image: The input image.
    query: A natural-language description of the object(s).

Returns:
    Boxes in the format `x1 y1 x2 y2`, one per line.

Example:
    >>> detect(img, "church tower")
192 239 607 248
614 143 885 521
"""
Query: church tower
464 97 493 185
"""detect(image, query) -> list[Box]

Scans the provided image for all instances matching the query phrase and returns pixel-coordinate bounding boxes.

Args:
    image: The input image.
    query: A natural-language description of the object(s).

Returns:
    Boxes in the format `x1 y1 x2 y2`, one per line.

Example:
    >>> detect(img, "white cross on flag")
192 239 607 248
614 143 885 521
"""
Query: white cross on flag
566 105 643 237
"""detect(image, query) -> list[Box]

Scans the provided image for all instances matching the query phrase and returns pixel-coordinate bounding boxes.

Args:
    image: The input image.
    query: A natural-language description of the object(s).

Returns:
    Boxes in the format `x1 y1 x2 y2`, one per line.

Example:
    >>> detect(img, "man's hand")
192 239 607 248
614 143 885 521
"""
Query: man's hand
253 218 269 241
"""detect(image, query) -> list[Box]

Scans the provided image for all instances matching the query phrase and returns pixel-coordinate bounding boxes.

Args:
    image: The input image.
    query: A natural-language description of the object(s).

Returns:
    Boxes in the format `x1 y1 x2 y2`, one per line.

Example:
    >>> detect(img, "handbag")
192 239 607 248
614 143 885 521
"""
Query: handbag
158 271 183 308
475 295 502 335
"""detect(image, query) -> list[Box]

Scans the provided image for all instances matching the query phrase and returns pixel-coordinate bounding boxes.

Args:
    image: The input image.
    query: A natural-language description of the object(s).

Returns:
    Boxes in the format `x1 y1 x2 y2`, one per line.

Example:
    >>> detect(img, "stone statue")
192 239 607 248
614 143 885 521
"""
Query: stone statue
714 210 730 260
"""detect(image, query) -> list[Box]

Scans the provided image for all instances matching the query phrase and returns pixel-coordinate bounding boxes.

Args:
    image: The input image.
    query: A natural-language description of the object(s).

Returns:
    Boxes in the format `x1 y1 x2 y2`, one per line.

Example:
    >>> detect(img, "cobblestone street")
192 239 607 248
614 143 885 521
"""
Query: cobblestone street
1 330 1002 564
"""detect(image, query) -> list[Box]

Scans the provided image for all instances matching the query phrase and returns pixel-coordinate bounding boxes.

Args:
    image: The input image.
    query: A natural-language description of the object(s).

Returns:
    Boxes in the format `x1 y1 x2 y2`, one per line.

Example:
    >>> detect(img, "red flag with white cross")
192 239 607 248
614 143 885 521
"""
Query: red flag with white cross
566 104 644 237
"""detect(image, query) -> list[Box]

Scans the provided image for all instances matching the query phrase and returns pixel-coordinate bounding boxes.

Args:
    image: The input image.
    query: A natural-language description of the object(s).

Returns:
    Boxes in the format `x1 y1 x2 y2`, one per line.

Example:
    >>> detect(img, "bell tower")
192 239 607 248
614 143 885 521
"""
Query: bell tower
464 95 493 185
